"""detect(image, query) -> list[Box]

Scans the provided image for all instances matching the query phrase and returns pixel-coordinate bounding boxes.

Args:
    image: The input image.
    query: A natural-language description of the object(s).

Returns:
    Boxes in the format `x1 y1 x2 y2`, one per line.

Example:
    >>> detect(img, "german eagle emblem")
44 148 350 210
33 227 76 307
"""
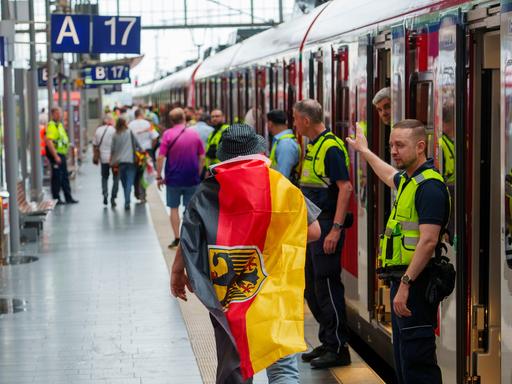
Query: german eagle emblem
208 245 267 307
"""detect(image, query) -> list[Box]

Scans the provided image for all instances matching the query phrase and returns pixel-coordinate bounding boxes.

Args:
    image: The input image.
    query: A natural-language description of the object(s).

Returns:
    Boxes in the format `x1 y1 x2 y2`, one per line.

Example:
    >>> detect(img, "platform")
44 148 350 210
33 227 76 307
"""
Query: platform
0 159 384 383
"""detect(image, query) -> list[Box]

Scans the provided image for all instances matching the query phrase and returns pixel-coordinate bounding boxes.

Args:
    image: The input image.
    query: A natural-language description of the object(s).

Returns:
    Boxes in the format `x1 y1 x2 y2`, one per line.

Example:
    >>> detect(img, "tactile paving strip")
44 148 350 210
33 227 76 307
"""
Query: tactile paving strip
147 186 218 383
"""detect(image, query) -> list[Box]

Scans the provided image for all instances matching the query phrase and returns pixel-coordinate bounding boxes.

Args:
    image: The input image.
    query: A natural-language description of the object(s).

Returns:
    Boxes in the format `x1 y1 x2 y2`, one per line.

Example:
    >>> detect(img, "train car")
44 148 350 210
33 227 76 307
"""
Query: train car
133 1 512 382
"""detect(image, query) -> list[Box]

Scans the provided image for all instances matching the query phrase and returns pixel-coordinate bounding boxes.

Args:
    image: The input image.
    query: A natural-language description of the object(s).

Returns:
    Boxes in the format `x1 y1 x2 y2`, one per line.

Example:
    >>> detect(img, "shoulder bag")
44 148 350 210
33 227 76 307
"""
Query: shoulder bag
93 127 108 165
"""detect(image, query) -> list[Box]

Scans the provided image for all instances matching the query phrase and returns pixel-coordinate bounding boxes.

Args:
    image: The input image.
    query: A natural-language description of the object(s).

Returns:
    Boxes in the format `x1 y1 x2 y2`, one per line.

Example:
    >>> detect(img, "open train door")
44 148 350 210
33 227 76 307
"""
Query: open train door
501 1 512 382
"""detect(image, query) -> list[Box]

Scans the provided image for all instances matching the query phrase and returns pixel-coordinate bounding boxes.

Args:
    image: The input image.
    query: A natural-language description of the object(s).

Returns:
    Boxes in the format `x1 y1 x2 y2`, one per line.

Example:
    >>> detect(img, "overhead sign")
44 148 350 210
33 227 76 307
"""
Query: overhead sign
82 64 131 87
92 16 141 54
51 14 141 54
86 64 130 84
51 14 90 53
37 67 57 87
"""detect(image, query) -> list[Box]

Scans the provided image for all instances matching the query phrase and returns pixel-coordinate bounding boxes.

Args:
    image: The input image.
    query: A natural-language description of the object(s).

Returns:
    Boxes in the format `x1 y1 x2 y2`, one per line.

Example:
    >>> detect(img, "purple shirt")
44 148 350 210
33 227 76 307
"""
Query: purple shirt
159 124 204 187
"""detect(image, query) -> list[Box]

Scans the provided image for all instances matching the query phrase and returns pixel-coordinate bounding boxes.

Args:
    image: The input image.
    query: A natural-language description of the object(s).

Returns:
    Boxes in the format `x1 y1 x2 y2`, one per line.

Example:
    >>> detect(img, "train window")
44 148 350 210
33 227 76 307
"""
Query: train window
409 72 434 156
269 65 274 111
316 51 324 108
308 52 315 99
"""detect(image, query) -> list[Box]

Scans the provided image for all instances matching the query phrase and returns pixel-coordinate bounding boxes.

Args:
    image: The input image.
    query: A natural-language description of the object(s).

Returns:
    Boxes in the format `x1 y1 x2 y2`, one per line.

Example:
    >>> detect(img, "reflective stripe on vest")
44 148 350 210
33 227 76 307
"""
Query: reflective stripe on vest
378 168 446 268
440 134 455 184
269 133 299 169
205 124 229 168
47 120 69 155
299 132 350 189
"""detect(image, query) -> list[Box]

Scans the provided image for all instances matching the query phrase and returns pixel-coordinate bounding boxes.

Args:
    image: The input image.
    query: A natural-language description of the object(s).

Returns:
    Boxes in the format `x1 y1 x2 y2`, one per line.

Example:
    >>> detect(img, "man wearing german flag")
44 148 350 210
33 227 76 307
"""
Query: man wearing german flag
171 124 321 383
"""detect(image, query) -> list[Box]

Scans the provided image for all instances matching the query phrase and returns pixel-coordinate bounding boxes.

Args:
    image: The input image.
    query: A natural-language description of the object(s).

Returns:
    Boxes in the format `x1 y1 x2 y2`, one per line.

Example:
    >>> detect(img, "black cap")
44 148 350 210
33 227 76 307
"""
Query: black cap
216 124 267 162
266 109 287 125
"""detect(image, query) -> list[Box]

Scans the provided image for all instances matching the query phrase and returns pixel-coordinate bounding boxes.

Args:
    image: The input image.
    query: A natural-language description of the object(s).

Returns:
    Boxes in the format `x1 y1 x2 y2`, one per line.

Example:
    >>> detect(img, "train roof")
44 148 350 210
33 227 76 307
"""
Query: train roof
152 63 201 94
194 44 242 80
305 0 468 46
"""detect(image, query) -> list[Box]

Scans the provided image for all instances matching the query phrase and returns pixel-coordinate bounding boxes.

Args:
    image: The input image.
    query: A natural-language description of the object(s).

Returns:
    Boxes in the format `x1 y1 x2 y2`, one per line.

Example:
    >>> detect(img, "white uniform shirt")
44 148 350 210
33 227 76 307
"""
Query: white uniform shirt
93 125 116 164
128 118 159 150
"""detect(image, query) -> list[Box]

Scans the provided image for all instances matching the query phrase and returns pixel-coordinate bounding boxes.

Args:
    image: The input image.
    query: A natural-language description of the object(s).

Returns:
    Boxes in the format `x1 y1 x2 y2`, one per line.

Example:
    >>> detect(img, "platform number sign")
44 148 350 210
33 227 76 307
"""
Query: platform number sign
51 14 90 53
90 64 130 83
92 16 141 54
51 14 140 54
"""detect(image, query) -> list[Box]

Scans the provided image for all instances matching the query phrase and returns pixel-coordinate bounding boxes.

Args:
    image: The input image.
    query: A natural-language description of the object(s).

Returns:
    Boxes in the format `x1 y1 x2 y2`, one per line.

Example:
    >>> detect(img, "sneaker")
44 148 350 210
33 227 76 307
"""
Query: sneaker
301 345 327 362
124 203 130 210
111 199 117 208
103 196 108 205
168 238 180 249
310 347 351 369
56 200 66 206
66 199 79 204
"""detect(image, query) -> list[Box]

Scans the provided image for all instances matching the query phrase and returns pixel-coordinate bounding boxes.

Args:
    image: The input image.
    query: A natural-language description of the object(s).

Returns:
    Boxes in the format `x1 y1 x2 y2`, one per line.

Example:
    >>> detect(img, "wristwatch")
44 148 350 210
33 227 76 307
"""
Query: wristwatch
332 222 343 230
401 274 413 286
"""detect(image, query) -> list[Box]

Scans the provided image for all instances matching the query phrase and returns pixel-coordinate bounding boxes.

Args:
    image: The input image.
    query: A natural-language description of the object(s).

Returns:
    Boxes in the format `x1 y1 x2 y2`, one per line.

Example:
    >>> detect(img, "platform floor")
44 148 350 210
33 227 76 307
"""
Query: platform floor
0 159 384 384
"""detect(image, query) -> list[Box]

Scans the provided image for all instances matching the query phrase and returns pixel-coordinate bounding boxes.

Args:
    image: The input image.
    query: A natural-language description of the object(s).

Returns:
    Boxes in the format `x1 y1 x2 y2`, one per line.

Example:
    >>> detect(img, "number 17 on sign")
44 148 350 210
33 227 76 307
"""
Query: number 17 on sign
92 16 141 54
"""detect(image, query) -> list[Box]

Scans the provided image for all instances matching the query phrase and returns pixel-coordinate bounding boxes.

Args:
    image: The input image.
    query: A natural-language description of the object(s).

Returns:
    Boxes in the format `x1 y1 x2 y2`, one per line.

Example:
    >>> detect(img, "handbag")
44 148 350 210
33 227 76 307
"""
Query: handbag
425 243 456 305
130 131 146 167
93 127 108 165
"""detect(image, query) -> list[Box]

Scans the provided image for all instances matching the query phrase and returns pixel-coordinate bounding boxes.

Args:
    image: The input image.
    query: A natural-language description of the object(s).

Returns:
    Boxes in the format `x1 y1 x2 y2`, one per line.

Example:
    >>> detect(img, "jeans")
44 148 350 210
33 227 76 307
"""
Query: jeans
390 271 442 384
49 153 73 201
101 163 119 200
266 355 299 384
119 162 137 205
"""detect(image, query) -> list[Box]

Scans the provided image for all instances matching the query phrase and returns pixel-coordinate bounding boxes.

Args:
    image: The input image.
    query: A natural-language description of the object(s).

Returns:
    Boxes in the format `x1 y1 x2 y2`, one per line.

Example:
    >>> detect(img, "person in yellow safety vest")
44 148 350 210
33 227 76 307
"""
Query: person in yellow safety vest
347 119 450 384
440 105 456 185
45 107 78 205
294 99 354 369
204 109 229 171
267 109 300 182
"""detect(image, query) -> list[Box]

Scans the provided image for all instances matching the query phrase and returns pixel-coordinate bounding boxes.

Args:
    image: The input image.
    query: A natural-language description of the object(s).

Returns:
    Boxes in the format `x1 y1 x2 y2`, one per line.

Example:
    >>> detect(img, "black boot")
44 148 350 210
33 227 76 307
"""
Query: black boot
310 347 351 368
301 345 327 362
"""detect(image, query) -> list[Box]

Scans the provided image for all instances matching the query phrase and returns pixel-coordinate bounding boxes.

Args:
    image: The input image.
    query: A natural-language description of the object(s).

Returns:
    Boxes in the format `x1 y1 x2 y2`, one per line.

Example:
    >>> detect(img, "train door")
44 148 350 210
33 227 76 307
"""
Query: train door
286 59 297 129
465 4 509 382
501 2 512 382
373 31 393 334
254 67 267 138
332 43 361 313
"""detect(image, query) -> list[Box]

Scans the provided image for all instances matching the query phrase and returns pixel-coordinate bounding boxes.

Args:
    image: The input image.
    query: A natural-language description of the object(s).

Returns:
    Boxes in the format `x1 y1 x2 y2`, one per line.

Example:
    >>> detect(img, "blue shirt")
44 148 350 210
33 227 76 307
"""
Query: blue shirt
272 129 300 180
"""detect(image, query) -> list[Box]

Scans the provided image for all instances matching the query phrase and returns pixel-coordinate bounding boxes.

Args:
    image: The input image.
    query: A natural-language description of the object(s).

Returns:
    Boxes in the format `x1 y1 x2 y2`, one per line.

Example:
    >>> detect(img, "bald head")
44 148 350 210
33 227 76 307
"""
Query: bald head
169 108 186 124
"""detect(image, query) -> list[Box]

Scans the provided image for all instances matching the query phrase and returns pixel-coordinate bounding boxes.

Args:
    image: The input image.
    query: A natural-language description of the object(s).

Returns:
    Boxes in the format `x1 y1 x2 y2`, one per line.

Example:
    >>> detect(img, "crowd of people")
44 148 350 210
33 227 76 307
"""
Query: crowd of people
89 94 452 383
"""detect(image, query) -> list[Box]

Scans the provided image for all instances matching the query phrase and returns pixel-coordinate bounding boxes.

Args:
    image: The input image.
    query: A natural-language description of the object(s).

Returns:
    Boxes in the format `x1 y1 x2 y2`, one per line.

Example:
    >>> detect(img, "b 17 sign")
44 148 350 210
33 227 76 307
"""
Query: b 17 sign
51 14 141 54
85 64 131 84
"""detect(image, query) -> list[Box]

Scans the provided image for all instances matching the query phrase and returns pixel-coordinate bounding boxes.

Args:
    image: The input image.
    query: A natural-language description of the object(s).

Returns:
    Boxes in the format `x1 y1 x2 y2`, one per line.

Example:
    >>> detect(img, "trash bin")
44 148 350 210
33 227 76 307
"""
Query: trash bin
0 190 10 258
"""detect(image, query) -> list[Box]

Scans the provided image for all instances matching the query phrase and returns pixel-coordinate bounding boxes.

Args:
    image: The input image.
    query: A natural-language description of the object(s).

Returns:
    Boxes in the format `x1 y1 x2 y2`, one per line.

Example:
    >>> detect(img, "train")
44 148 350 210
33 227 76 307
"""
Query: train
132 1 512 383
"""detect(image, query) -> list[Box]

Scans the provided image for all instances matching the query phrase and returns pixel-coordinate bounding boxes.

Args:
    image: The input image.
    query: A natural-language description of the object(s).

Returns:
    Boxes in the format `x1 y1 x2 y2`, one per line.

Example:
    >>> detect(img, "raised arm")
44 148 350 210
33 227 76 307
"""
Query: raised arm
346 123 397 189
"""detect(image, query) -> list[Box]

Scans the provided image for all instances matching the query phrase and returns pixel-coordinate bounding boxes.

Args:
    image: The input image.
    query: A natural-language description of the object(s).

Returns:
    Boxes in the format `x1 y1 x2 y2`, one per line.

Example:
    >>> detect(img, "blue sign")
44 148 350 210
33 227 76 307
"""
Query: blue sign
90 64 130 82
92 16 141 54
51 14 90 53
37 67 58 87
0 36 5 66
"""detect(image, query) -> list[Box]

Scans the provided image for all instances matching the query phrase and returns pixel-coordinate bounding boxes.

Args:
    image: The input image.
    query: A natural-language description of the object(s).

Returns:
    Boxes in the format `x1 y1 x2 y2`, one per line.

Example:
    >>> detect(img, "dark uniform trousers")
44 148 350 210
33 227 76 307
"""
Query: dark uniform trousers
390 270 442 384
49 153 73 202
304 218 350 354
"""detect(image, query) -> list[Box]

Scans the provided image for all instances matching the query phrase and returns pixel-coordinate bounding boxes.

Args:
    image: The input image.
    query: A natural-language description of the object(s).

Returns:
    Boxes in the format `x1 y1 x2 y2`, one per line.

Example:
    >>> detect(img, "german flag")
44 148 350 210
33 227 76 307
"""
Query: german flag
180 156 308 382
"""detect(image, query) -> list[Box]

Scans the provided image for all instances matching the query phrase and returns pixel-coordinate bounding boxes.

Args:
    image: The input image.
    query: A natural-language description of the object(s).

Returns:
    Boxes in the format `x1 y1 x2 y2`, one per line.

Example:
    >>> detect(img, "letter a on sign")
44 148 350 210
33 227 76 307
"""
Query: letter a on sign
51 14 90 53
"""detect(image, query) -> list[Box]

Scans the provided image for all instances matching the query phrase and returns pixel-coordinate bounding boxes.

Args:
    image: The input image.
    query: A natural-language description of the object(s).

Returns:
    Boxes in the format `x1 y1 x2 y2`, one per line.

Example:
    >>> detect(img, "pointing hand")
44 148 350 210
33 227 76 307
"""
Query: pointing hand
346 122 368 153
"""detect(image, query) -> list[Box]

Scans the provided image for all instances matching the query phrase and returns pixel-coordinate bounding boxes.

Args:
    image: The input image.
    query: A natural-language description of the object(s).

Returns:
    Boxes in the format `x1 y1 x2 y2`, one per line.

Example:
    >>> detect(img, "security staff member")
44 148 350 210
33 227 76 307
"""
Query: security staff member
45 107 78 205
294 99 353 369
347 119 449 384
267 109 300 181
204 109 229 171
